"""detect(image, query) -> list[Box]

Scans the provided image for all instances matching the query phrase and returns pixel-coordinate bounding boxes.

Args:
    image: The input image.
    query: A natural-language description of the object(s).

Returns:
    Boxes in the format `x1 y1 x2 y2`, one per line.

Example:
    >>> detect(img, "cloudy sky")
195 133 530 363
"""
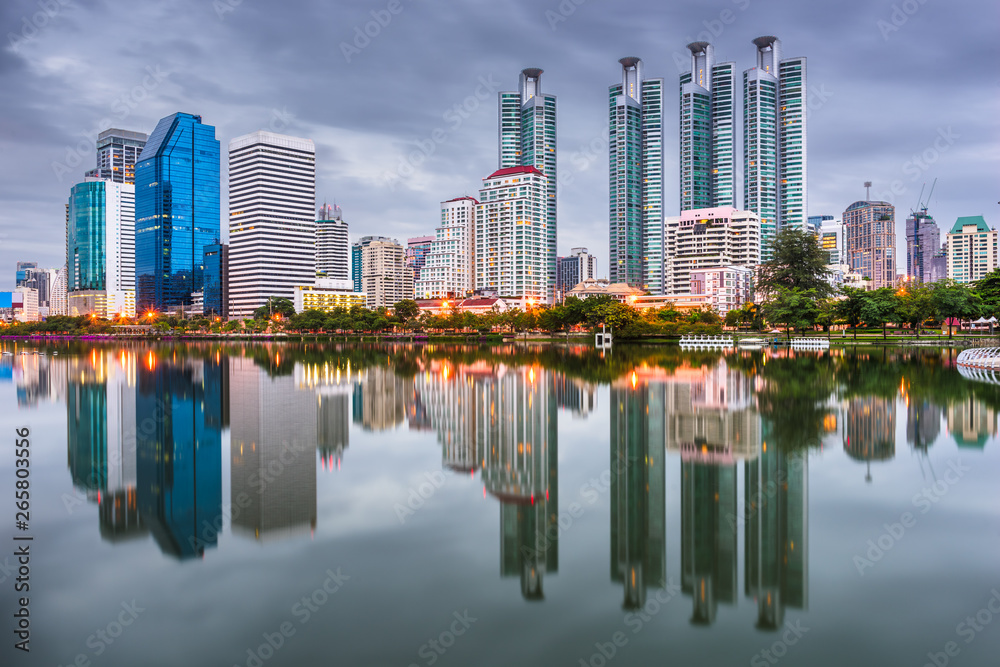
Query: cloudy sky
1 0 997 284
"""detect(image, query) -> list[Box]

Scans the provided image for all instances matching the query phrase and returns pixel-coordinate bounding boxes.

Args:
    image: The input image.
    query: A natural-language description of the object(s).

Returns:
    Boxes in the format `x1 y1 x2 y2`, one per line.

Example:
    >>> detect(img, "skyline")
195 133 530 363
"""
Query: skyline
1 0 997 278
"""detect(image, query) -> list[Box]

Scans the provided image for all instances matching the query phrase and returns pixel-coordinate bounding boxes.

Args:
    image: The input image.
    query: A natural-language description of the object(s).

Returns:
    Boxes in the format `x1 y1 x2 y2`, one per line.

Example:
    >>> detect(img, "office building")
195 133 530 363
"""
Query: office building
15 262 38 287
474 166 550 302
557 247 598 295
85 128 148 184
361 239 413 308
406 236 435 284
664 206 761 296
807 214 832 238
13 287 39 322
293 278 366 312
610 57 665 291
316 203 349 281
743 37 808 259
66 178 136 318
819 219 842 265
844 199 896 289
352 235 395 293
203 242 228 319
679 43 736 211
946 216 998 284
135 113 220 313
415 196 478 299
228 131 316 319
499 68 557 301
49 267 67 316
906 208 942 283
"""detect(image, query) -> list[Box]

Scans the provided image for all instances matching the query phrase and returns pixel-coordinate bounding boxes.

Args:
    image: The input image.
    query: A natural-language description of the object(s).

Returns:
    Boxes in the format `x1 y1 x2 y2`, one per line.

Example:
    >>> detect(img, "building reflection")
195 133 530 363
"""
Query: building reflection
906 400 941 452
745 443 808 630
297 361 352 471
946 397 997 449
228 358 317 543
554 375 597 418
353 365 407 431
135 351 224 559
610 381 665 610
844 396 895 482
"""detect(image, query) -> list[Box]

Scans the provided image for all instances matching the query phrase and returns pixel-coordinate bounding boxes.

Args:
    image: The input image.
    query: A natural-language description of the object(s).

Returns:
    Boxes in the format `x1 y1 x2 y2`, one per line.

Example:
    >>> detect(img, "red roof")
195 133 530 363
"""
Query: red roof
485 166 544 180
460 298 501 307
444 196 480 204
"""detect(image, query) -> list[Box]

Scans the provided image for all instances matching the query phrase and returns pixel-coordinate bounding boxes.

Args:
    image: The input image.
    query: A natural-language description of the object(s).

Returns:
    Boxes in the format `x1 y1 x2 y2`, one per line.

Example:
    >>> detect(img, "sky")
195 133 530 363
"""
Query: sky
1 0 997 284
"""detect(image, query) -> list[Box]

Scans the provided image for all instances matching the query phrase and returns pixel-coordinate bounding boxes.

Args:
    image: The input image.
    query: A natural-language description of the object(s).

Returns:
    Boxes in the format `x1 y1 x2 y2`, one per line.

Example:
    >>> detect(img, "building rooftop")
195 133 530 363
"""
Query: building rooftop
485 166 544 180
950 215 990 234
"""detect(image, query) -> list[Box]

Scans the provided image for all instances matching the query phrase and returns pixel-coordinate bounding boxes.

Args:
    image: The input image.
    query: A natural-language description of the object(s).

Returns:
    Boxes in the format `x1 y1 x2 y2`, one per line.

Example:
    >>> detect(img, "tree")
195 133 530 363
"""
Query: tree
974 269 1000 317
932 280 983 339
835 286 868 339
896 284 935 337
253 297 295 320
755 228 834 301
860 287 900 340
761 287 821 339
393 299 420 322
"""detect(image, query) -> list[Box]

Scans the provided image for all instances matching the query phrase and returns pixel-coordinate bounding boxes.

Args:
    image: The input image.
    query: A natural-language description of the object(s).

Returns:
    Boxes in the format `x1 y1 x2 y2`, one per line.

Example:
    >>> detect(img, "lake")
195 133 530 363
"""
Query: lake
1 341 998 667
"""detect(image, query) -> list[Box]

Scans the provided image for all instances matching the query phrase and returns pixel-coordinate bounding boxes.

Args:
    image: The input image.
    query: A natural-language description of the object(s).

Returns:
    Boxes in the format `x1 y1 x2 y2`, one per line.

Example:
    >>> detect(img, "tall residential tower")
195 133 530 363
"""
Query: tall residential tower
609 57 665 292
499 69 557 302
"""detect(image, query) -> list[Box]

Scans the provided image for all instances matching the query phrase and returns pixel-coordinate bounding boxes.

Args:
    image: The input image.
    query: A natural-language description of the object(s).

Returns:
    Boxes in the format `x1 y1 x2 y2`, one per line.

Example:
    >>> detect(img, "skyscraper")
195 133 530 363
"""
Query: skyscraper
475 166 549 302
556 247 597 294
844 198 896 289
361 239 413 308
352 235 395 293
906 208 941 283
229 131 316 319
405 236 435 283
679 43 736 212
66 178 136 317
203 242 228 319
946 216 998 284
15 261 37 287
86 128 148 184
316 203 349 281
415 196 478 299
609 57 665 291
135 113 220 313
743 37 807 259
499 68 557 301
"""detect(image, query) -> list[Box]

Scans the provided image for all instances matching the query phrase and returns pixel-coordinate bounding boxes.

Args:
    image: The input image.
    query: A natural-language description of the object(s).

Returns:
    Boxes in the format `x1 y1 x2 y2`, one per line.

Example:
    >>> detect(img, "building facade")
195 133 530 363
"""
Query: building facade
664 206 761 296
316 204 349 281
743 37 807 259
844 200 896 289
85 128 148 184
689 266 754 316
499 68 557 300
475 166 549 302
203 242 228 319
557 247 598 295
352 235 395 293
361 240 413 308
67 178 136 317
294 279 366 313
610 57 665 292
405 236 435 283
679 43 736 212
415 196 478 300
135 112 220 313
906 209 942 283
819 219 842 265
228 131 316 319
946 216 998 284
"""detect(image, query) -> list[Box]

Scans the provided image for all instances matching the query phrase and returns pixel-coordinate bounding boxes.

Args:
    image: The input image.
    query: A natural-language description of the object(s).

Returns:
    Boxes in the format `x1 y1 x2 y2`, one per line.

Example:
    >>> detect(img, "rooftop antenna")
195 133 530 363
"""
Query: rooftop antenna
864 181 872 201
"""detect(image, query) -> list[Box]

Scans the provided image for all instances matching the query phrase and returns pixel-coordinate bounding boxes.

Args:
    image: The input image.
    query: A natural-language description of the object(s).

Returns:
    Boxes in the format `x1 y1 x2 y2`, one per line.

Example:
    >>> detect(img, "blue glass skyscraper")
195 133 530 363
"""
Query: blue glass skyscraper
135 113 220 313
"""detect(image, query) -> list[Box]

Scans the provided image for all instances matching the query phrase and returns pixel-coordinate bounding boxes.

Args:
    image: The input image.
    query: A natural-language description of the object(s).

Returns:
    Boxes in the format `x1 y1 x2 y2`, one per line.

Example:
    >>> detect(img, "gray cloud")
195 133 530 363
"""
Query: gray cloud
1 0 997 278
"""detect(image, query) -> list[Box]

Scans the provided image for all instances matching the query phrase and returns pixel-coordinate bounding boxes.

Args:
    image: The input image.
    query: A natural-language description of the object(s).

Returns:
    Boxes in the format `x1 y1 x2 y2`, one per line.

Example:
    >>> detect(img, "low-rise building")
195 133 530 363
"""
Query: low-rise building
689 266 753 316
294 279 367 312
566 279 644 303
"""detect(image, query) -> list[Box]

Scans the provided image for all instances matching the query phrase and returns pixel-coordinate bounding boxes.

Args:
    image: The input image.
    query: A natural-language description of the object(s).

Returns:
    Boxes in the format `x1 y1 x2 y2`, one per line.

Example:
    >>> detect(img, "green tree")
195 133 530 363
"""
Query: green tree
755 228 834 300
835 286 868 340
860 287 900 340
253 297 296 320
393 299 420 322
974 269 1000 317
932 280 983 339
761 287 821 339
896 284 935 337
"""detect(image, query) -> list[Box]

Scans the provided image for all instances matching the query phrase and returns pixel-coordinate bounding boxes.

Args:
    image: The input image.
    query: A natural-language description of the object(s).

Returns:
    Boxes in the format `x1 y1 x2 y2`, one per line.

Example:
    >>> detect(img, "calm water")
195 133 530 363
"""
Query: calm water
1 341 998 667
